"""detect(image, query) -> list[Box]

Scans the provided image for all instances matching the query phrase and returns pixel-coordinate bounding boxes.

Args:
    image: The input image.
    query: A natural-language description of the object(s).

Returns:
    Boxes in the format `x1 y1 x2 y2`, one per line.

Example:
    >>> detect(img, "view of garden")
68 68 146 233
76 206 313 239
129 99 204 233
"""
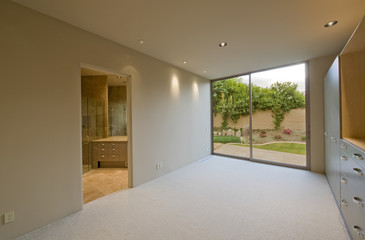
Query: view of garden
213 64 307 166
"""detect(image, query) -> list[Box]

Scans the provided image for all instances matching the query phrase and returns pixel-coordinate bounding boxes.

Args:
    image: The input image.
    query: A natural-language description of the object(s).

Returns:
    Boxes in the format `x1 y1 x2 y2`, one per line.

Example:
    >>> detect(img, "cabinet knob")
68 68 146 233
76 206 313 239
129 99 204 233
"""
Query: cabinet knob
341 144 347 149
324 132 328 137
101 148 105 151
101 155 105 158
353 168 363 176
353 197 363 208
353 153 364 160
341 156 348 161
341 199 348 207
112 155 116 158
341 177 348 184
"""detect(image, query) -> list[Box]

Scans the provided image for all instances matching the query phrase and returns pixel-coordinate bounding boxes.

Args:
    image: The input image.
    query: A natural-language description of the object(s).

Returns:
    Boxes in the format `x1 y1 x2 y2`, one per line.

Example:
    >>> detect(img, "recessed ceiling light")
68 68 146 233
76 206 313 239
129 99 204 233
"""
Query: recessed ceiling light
219 42 227 47
324 21 338 28
138 39 144 44
203 70 207 73
183 61 188 64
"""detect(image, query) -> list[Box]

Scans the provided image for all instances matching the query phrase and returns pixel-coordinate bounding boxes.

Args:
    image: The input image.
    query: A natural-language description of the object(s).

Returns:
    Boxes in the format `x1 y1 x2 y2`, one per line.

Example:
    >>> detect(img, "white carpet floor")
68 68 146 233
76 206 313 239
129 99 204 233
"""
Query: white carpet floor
17 156 350 240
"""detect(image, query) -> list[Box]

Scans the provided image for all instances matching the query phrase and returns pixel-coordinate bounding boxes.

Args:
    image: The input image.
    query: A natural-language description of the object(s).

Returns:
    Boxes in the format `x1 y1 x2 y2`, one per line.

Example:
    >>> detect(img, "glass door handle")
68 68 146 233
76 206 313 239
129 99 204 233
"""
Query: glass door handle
82 135 90 144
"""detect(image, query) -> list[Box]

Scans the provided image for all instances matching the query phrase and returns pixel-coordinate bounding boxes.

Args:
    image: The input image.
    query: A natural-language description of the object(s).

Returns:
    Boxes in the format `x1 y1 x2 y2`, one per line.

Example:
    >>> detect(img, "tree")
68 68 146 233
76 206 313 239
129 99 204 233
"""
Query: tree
269 82 305 130
212 79 305 130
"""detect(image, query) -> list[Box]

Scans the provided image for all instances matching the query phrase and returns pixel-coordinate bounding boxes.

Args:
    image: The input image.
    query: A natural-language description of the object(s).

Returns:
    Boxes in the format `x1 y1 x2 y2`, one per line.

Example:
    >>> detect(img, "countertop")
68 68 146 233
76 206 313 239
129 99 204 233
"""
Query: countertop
92 136 128 142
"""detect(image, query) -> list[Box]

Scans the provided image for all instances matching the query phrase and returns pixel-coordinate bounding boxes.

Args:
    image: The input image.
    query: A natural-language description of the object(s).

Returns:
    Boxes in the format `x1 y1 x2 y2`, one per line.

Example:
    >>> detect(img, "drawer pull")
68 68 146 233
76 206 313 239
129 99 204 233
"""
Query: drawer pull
341 177 348 184
353 153 364 160
101 148 105 151
341 144 347 149
353 197 363 208
112 148 116 151
353 168 363 176
112 155 116 158
353 226 365 239
101 155 105 158
353 225 362 232
324 132 328 136
101 143 105 146
341 199 348 207
341 156 347 161
331 137 337 143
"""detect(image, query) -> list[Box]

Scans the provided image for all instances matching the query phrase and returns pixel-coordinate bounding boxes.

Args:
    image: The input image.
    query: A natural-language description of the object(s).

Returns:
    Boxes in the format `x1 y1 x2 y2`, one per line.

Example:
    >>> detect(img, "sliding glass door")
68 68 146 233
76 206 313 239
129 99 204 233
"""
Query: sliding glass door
212 63 307 167
213 75 250 159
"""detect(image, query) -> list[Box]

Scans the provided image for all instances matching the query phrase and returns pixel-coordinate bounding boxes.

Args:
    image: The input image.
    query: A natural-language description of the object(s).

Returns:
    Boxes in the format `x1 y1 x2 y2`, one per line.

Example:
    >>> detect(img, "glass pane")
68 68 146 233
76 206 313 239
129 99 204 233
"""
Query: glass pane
251 64 306 166
82 97 105 174
81 97 89 174
213 75 251 159
108 86 127 136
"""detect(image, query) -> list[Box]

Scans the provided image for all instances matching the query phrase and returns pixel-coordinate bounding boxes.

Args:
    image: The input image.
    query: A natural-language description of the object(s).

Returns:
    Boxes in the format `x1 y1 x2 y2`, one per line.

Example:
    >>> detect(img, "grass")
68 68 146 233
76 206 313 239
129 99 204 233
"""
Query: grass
214 136 241 143
233 143 306 155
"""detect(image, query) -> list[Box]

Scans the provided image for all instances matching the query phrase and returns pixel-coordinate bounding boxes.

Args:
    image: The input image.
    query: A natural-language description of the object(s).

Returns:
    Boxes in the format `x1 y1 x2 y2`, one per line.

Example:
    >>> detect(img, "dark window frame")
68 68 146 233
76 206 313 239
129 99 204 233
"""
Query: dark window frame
210 61 311 170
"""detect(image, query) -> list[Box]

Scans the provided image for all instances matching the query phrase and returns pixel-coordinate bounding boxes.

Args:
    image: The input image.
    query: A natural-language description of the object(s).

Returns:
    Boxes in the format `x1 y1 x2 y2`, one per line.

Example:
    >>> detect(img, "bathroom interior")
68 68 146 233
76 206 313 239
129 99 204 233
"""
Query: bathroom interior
81 67 129 204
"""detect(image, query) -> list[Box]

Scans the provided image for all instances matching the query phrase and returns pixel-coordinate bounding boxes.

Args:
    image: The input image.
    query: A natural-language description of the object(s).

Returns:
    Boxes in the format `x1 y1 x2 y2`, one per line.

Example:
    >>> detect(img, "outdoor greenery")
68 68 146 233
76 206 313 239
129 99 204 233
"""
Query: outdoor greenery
212 78 305 129
234 143 306 155
213 136 241 143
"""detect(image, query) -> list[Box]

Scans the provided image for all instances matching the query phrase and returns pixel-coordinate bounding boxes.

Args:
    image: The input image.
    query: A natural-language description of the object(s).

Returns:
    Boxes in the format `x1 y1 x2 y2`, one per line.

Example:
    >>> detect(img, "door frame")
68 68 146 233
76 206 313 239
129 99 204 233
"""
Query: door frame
80 63 133 188
210 61 310 170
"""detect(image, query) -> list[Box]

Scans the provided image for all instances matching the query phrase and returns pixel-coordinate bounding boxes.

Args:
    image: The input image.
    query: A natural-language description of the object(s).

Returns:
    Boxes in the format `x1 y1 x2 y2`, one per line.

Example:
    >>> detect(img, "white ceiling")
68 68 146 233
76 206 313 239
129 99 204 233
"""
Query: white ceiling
13 0 365 79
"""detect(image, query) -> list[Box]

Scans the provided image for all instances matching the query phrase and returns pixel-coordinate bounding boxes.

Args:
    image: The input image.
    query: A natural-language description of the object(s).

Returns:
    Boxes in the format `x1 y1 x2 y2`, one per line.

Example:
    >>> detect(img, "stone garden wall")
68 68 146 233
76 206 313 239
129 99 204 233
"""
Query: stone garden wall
213 108 305 131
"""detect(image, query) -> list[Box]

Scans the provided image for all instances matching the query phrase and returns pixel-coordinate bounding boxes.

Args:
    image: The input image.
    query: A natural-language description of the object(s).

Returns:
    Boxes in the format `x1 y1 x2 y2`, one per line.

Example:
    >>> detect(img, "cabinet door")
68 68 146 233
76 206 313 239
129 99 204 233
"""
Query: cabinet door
324 57 341 203
324 57 340 138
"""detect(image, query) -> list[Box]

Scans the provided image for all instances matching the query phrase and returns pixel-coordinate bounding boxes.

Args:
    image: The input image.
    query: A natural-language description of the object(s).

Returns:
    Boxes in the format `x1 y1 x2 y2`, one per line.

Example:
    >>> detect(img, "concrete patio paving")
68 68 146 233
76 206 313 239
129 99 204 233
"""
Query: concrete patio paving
214 143 306 166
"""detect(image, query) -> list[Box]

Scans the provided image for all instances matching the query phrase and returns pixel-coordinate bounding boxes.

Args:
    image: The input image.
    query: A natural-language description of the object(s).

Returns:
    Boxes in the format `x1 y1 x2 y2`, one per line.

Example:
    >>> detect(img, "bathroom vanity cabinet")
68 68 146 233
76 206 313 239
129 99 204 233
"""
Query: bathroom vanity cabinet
92 136 128 168
324 16 365 240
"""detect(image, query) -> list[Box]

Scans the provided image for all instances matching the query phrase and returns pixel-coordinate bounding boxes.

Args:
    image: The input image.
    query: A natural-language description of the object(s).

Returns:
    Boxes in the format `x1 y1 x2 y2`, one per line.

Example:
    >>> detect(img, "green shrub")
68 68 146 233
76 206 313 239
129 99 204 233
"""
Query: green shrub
212 79 305 130
213 136 241 143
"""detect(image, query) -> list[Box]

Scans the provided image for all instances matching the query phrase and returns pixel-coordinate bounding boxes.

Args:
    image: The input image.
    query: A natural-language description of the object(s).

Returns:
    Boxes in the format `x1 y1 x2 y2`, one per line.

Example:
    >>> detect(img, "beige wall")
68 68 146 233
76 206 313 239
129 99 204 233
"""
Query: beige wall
309 55 337 173
213 108 306 131
0 2 210 239
0 1 337 239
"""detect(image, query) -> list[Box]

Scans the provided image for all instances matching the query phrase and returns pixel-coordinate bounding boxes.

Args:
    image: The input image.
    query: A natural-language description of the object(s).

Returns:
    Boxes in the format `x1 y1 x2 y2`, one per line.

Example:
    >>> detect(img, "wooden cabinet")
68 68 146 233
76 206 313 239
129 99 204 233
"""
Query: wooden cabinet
92 137 128 168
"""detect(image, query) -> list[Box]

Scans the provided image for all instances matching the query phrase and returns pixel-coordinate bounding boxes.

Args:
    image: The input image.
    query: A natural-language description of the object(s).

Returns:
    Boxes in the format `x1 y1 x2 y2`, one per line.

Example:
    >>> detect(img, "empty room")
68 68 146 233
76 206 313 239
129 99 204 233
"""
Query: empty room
1 1 365 240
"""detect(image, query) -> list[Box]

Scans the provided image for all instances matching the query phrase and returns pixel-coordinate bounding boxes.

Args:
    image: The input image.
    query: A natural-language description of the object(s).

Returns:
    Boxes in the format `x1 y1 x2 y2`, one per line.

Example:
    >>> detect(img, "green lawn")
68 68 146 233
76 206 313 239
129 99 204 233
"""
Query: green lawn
233 143 306 155
214 136 241 143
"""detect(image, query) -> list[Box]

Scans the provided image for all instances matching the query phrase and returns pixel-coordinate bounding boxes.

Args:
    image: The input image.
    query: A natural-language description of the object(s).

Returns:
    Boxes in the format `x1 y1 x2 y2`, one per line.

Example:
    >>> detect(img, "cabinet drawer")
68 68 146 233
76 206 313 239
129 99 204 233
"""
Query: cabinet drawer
109 146 119 154
342 141 365 169
341 199 365 240
98 154 121 162
341 156 365 183
98 147 108 154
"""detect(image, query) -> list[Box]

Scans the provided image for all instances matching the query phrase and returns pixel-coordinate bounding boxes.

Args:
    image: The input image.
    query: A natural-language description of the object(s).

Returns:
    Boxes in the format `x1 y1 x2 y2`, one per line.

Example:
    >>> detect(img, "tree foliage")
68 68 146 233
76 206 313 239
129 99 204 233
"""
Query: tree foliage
212 78 305 129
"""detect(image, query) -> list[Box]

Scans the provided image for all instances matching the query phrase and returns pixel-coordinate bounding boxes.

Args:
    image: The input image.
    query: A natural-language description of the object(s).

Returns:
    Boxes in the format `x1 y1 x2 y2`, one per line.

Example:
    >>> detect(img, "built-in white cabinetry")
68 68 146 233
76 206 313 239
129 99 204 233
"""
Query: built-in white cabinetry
324 16 365 240
340 141 365 240
324 57 341 203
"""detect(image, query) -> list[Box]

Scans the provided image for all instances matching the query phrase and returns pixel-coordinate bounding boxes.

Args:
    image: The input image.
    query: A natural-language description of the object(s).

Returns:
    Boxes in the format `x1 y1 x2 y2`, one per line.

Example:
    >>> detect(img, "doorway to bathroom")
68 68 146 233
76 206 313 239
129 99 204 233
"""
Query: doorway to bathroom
81 66 131 204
